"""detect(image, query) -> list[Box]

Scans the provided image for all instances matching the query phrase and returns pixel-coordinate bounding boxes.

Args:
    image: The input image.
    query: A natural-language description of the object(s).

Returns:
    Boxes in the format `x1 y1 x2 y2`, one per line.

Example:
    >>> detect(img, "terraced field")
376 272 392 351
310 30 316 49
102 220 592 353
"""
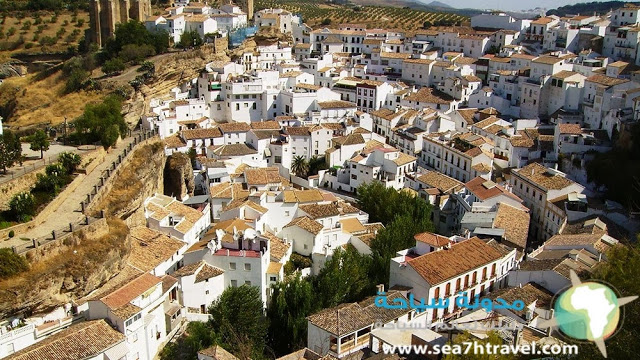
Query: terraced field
255 0 467 30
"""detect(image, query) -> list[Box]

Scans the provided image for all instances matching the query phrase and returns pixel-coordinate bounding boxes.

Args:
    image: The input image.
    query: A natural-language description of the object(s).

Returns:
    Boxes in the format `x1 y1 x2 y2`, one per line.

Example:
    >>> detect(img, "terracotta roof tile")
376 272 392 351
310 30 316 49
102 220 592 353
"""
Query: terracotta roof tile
416 171 463 193
408 237 505 285
514 163 575 190
284 216 323 235
414 232 450 247
494 203 530 249
101 273 162 311
10 320 125 360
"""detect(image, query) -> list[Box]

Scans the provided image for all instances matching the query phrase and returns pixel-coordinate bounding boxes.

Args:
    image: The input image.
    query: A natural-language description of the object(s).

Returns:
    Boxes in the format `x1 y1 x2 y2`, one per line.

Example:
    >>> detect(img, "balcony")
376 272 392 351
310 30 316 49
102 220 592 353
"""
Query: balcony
35 316 73 338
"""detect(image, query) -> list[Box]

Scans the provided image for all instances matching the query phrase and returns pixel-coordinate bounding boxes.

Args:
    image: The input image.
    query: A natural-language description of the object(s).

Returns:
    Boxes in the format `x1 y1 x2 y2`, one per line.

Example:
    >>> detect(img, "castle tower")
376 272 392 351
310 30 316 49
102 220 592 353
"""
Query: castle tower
88 0 152 47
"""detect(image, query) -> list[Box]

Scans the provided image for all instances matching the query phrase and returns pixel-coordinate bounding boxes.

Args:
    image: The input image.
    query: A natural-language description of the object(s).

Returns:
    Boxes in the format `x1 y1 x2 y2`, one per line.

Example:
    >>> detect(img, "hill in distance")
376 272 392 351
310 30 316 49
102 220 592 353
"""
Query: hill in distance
547 1 640 16
426 1 453 8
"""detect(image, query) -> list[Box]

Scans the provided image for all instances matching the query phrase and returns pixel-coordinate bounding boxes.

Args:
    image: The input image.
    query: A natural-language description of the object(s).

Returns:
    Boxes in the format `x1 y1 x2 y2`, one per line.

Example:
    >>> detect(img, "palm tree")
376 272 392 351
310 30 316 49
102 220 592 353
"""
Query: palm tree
291 155 309 178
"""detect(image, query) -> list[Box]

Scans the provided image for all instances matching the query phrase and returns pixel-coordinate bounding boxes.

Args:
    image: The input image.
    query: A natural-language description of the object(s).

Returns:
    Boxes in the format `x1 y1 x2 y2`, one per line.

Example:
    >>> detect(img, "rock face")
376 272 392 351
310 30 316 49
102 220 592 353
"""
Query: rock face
0 218 131 318
0 61 27 79
164 152 194 201
88 139 166 226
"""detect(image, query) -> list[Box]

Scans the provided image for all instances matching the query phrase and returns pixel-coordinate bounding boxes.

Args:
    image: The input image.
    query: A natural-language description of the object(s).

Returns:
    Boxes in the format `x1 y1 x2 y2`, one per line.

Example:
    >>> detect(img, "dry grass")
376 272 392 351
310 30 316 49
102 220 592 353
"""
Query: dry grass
0 71 108 129
0 218 129 294
0 11 89 58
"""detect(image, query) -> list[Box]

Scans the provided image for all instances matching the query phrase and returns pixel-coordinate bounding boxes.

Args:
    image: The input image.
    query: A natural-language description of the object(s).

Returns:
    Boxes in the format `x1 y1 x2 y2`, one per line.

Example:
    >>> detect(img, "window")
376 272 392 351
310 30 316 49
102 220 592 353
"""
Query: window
472 272 477 284
244 263 251 271
231 280 238 287
445 283 451 296
270 276 277 282
434 287 440 299
482 267 487 280
245 281 251 286
229 262 237 270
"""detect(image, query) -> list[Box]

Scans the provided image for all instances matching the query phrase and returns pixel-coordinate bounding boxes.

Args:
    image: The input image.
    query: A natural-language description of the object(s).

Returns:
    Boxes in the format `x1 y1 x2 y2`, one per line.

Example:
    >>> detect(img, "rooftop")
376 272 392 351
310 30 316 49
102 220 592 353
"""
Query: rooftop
10 320 125 360
407 237 505 285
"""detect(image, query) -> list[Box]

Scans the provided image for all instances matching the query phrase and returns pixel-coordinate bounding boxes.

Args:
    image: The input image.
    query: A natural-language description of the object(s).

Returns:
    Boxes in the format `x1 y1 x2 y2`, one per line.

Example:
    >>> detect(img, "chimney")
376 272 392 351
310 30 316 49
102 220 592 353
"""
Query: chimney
376 284 385 293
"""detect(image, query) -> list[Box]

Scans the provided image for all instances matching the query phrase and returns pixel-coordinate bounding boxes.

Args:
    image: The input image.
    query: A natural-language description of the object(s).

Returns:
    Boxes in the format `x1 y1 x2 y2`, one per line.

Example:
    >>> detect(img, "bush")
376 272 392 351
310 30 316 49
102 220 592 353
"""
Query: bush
75 19 84 27
9 192 35 222
0 248 29 280
58 152 81 174
64 68 89 93
39 35 57 46
102 58 125 75
119 43 155 63
20 20 31 30
321 18 331 25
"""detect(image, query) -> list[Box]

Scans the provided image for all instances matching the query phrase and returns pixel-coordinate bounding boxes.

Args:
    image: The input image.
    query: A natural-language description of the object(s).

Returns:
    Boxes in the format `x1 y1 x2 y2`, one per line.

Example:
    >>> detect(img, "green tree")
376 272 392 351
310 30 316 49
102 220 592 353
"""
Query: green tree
209 285 268 359
58 152 81 174
267 273 314 355
0 248 29 280
291 155 309 177
321 18 331 25
178 29 203 48
443 331 516 360
64 68 89 93
75 95 127 148
313 245 374 308
104 20 169 60
423 20 432 28
0 130 22 173
29 129 49 159
160 321 218 360
357 181 434 285
9 192 35 222
101 58 125 75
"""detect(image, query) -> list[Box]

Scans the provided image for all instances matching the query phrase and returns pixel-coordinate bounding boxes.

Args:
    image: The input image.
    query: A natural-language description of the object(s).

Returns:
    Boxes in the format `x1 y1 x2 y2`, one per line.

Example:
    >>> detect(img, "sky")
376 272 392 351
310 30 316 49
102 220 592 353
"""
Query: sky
423 0 615 12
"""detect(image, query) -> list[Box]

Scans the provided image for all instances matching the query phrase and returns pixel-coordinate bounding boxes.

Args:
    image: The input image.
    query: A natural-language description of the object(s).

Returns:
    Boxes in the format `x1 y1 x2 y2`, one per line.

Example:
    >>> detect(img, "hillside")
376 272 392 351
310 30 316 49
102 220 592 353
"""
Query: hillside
256 0 469 29
547 1 639 16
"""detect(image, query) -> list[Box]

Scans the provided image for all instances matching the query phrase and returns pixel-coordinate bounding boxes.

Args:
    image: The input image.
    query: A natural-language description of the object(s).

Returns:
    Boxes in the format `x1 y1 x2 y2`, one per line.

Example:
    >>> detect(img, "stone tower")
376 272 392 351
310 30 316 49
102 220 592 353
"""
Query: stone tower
236 0 254 20
88 0 152 47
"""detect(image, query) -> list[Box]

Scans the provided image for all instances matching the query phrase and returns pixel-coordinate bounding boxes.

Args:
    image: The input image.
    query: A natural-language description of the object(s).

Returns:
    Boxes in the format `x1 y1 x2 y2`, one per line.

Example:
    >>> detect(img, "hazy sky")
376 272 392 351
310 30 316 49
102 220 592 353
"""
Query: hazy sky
424 0 614 12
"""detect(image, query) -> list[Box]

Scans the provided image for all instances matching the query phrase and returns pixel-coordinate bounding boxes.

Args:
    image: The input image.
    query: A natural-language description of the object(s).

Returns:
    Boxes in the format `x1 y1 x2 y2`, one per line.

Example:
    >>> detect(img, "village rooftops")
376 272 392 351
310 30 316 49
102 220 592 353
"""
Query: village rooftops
10 319 126 360
585 74 629 87
244 167 282 185
416 171 464 194
407 237 505 285
99 273 163 319
465 177 521 202
493 202 530 249
404 87 455 104
307 291 410 336
488 283 553 319
128 227 185 272
317 100 357 109
282 189 325 203
298 202 360 219
198 345 239 360
513 163 576 191
283 216 324 235
209 143 257 157
414 232 450 247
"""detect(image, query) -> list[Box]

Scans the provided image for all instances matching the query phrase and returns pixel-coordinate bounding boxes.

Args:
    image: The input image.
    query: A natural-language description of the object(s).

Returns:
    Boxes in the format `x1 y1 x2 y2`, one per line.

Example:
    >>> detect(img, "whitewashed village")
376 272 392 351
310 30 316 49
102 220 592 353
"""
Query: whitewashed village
2 0 640 359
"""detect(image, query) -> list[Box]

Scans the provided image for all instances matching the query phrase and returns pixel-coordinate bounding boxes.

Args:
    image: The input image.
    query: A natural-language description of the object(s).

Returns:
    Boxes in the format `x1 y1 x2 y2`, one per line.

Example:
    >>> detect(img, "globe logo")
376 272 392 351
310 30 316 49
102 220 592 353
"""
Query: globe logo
554 282 620 341
538 270 637 358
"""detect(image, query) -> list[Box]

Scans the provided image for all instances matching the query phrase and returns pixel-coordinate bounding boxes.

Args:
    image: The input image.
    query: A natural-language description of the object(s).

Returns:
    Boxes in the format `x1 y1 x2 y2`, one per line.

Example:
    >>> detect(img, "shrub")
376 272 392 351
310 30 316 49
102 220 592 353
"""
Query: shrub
9 192 35 222
0 248 29 280
75 19 84 27
58 152 81 174
7 27 15 36
321 18 331 25
20 20 31 30
102 58 126 76
39 35 57 46
289 253 313 270
119 43 155 63
64 68 89 93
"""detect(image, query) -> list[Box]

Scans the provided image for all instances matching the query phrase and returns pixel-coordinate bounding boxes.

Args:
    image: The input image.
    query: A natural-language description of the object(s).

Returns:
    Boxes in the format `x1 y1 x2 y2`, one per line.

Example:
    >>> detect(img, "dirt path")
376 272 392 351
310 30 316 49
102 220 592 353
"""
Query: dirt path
0 135 138 247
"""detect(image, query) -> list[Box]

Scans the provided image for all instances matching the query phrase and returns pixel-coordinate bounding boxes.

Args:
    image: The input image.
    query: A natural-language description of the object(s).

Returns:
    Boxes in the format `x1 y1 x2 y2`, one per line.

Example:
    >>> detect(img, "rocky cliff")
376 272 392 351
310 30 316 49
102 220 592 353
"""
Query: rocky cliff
164 152 194 201
0 218 130 318
88 139 166 227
